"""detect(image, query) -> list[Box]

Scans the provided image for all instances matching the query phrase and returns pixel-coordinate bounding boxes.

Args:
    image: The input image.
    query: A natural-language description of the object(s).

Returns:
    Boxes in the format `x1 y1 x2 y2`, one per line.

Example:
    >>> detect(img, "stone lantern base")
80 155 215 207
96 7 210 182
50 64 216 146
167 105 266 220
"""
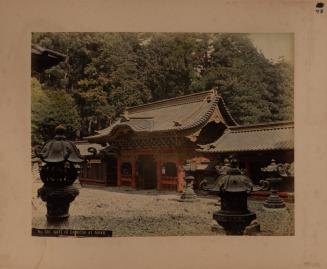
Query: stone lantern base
178 175 197 202
179 186 197 202
38 185 79 222
260 207 292 235
263 192 285 208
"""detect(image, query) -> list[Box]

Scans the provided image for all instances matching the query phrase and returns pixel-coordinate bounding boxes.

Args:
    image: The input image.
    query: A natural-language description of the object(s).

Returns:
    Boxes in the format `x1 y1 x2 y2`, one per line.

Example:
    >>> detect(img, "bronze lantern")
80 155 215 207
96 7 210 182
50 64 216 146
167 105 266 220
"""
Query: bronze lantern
35 125 84 222
212 158 257 235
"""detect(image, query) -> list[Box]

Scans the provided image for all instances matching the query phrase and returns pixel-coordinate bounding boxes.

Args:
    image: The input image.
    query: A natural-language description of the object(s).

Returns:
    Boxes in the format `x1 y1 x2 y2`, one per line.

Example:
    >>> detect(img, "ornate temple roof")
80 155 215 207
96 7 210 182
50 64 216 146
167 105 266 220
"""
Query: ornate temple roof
199 121 294 153
86 90 237 142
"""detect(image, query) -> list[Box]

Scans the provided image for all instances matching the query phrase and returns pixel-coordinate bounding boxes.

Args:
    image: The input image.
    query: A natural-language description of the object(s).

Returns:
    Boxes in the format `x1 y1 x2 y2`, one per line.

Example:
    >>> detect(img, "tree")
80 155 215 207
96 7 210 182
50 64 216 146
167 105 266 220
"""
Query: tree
32 32 294 130
32 32 103 91
142 33 199 100
31 78 49 144
78 33 152 117
74 88 114 137
31 78 81 144
190 34 293 124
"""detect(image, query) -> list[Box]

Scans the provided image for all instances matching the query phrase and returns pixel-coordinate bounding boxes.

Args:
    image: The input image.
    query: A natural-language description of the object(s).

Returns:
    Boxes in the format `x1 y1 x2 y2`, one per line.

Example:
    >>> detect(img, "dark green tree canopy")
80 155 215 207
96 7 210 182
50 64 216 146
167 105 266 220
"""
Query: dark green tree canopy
32 32 293 143
31 78 80 144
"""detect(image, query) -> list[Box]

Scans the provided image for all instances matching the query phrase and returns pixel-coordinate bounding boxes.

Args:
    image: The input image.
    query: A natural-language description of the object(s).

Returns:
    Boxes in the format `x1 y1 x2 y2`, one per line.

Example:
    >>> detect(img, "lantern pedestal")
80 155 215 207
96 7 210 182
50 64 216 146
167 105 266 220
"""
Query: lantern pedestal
213 211 256 235
260 207 292 235
263 178 285 209
179 175 197 202
38 185 79 222
261 160 286 209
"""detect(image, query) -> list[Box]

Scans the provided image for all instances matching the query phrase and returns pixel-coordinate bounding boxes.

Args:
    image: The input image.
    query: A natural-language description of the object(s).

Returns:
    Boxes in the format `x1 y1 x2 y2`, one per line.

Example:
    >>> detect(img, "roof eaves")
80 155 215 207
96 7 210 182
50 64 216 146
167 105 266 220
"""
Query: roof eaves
199 145 294 153
217 97 238 126
176 94 220 131
32 44 67 59
230 121 294 133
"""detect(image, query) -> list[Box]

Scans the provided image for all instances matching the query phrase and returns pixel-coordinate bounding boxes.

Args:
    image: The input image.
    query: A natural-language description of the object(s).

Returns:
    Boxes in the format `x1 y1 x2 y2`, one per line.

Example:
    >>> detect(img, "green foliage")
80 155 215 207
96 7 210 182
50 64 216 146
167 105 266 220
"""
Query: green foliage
74 88 114 136
31 78 81 144
142 33 198 100
32 32 294 137
78 33 152 116
31 78 49 144
189 34 293 124
42 91 81 140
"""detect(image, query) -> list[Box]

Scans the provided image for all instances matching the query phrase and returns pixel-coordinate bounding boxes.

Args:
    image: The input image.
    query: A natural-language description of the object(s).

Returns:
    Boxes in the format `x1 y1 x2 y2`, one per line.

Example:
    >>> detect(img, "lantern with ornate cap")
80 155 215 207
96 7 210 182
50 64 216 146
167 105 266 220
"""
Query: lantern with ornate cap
260 159 286 209
179 160 197 201
35 125 95 222
212 157 257 235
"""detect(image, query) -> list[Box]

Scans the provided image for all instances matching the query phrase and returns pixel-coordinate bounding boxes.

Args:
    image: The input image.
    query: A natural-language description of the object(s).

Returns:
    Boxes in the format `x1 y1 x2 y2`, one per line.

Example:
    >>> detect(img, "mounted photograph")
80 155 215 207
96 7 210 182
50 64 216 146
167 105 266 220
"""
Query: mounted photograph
31 32 294 236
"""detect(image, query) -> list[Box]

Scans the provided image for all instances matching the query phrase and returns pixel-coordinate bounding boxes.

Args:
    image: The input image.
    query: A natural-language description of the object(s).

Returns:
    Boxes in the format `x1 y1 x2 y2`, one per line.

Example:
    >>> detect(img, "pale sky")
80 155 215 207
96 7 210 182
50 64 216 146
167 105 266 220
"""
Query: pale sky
249 33 294 64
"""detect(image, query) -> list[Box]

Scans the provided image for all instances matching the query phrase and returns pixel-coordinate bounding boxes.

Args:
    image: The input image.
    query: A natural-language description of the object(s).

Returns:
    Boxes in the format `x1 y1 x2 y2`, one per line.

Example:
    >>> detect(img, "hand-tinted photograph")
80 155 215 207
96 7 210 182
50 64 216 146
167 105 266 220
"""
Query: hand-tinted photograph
31 32 294 237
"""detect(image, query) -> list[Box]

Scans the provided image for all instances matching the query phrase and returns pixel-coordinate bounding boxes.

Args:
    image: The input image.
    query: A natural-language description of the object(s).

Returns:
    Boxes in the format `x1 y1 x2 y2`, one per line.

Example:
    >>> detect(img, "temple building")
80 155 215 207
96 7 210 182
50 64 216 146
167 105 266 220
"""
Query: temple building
80 89 294 193
82 90 237 191
199 121 294 192
31 44 67 74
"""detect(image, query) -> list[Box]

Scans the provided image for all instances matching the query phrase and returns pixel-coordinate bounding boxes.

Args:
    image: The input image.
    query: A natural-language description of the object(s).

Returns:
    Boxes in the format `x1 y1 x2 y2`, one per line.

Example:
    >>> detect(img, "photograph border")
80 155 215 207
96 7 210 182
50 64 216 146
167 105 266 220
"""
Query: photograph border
0 1 326 268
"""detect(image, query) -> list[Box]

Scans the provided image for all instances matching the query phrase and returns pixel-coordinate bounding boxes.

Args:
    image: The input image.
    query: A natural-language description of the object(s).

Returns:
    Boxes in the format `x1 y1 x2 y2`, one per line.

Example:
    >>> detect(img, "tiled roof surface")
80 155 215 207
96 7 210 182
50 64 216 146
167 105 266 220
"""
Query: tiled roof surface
200 121 294 153
87 90 237 141
32 44 66 58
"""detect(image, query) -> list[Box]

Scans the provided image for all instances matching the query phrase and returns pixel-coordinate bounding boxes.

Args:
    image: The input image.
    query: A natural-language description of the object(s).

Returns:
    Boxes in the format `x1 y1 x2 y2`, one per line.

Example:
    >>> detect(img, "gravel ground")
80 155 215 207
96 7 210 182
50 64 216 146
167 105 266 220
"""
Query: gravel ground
32 179 294 237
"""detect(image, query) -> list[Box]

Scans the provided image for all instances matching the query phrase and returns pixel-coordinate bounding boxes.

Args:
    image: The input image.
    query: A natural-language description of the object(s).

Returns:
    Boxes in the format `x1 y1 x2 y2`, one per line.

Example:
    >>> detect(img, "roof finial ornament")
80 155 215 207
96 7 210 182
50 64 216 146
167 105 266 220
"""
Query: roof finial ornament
54 124 66 140
121 110 130 122
207 87 218 102
173 120 182 127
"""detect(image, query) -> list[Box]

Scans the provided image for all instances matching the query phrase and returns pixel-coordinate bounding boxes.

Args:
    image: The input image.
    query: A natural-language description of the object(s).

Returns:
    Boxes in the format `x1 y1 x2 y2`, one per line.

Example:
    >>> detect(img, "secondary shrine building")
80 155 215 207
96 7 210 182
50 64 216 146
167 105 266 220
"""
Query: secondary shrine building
82 90 237 191
199 121 294 192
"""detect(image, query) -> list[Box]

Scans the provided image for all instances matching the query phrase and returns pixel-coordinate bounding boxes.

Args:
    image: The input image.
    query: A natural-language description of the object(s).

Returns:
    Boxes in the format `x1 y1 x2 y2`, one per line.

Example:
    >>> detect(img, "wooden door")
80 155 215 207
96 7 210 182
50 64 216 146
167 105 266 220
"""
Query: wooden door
136 155 157 189
106 157 118 186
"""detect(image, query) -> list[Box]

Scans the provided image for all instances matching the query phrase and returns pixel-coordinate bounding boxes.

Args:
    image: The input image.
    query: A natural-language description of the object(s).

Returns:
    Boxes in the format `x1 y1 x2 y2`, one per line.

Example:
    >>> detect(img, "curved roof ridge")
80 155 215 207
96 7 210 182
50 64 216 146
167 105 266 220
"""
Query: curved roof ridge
217 97 238 126
127 90 214 114
177 94 219 131
177 91 217 125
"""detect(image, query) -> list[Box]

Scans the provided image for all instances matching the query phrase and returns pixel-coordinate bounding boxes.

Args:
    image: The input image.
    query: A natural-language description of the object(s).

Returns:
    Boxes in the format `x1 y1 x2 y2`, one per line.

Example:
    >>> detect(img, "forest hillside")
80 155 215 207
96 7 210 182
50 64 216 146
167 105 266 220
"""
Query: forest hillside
32 33 293 144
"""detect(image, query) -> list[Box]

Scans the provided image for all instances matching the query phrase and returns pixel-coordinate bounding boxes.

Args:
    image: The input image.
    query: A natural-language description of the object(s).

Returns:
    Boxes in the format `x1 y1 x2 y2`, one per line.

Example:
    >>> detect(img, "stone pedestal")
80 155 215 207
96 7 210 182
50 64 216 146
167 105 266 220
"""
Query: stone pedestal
260 207 292 235
264 189 285 209
38 185 79 222
179 176 197 202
